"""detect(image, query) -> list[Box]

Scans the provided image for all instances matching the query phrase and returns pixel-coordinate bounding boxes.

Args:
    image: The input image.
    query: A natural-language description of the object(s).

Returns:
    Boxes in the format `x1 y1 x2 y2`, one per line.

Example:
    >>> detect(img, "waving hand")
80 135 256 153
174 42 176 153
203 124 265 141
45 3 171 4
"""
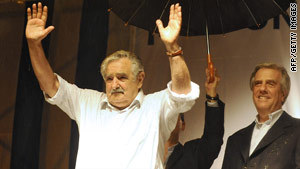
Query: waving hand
156 3 181 52
26 2 54 43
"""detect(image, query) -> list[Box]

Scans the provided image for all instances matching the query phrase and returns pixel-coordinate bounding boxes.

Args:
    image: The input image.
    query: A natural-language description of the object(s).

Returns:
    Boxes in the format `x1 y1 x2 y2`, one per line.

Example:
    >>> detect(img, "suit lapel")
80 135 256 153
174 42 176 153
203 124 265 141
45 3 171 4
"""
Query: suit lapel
166 144 183 169
239 122 255 163
252 112 292 155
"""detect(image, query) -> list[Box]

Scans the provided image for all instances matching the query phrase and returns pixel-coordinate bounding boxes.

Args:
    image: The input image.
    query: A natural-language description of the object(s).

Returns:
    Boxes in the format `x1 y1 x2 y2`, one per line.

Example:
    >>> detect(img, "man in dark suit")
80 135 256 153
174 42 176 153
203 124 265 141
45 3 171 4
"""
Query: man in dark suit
164 68 225 169
222 63 300 169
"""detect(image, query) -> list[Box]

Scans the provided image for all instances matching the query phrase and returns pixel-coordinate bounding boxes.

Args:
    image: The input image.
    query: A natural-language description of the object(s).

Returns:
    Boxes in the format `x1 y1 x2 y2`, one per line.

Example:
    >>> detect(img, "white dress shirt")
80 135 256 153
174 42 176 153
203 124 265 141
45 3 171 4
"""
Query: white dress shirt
45 74 199 169
249 109 283 155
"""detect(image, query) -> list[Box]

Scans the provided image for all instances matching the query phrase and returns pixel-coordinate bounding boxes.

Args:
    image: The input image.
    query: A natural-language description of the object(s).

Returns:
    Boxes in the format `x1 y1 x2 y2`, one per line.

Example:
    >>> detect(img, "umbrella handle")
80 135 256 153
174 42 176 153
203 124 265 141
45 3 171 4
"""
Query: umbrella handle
207 54 215 83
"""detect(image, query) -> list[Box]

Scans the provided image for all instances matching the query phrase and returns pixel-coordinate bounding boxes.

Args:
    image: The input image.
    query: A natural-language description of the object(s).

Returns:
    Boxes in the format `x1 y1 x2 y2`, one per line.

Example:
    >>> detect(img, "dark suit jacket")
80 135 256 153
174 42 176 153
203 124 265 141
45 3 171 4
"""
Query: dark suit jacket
222 111 300 169
166 100 225 169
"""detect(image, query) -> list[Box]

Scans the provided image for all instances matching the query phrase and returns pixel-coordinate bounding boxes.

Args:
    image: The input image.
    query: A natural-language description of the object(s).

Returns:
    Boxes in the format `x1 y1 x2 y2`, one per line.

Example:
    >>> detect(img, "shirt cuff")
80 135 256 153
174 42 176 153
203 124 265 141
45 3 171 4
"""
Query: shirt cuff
207 101 219 107
167 81 200 101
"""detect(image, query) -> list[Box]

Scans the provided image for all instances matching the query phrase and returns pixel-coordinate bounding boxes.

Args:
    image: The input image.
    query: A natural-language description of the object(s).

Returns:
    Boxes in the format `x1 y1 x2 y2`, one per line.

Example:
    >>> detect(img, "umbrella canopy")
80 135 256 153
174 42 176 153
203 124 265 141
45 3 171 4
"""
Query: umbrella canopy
109 0 295 36
109 0 295 82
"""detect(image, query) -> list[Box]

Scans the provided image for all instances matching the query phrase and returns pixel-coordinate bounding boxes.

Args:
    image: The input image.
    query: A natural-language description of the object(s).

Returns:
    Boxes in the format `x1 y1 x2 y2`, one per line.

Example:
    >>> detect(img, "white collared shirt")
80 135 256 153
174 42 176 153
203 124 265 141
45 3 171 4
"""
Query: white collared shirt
45 74 199 169
249 109 283 155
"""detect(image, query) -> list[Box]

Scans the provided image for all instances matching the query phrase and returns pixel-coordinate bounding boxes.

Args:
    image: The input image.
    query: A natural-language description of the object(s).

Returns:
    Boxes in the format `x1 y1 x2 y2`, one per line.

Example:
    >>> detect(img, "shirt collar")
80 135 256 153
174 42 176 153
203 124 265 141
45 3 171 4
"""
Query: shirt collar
100 90 145 111
255 109 283 127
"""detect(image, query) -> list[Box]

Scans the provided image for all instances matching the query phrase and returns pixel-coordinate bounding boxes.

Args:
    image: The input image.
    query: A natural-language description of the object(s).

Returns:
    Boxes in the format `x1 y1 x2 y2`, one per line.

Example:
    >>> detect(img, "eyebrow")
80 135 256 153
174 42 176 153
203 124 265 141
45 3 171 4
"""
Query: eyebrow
107 72 127 76
266 80 277 83
254 80 262 83
116 73 128 77
254 79 277 83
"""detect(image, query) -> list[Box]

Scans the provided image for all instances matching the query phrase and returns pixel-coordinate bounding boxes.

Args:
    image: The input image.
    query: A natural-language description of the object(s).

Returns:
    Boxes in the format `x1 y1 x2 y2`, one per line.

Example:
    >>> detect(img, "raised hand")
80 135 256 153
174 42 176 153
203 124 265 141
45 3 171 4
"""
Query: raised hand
205 68 220 97
26 2 54 43
156 3 182 52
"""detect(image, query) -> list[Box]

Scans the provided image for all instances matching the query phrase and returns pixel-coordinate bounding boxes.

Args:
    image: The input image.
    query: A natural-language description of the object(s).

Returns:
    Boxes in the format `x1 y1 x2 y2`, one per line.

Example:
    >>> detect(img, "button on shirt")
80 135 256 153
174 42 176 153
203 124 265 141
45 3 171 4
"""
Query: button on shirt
45 74 200 169
249 109 283 155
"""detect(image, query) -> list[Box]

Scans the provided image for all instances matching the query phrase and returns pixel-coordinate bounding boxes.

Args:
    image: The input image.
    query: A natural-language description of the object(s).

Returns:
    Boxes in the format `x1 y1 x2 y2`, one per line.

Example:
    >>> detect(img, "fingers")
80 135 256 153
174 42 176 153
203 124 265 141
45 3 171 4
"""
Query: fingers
44 26 55 36
205 68 209 76
27 7 32 20
37 2 42 18
174 3 181 23
178 6 182 25
169 4 182 22
205 68 210 81
214 72 220 83
39 26 55 40
206 68 220 83
169 4 174 21
156 19 164 33
28 3 48 20
32 3 37 18
41 6 48 22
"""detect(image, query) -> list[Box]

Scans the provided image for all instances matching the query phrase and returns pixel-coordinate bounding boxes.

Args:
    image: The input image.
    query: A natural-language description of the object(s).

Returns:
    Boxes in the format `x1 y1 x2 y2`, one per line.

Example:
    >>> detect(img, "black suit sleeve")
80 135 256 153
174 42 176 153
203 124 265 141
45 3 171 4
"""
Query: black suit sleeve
192 99 225 169
294 119 300 168
221 135 234 169
201 100 224 168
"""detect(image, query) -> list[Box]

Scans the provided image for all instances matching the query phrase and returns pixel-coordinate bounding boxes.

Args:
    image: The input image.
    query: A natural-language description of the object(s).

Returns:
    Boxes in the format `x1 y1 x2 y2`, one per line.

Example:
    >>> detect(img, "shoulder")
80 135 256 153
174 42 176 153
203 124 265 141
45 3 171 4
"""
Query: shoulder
81 88 104 95
281 111 300 127
290 115 300 127
184 138 201 146
145 89 167 97
143 89 168 102
80 88 106 101
228 122 254 140
181 138 203 150
57 74 104 96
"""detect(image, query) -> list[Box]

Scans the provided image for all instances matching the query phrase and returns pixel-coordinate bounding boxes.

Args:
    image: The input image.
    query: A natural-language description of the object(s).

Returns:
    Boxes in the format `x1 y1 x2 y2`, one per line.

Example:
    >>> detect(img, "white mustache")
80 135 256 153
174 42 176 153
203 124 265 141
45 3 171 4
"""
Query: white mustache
111 88 124 94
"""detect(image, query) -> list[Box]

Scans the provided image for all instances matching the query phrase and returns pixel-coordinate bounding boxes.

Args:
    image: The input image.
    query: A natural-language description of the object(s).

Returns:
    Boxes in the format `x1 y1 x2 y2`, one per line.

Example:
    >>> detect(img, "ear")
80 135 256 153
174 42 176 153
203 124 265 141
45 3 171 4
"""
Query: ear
137 72 145 89
281 91 287 105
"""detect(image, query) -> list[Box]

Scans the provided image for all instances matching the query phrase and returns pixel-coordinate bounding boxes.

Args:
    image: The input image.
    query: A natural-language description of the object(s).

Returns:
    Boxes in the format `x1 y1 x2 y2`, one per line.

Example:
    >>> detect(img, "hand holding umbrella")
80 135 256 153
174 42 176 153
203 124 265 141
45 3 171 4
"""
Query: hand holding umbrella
156 3 181 53
205 68 220 99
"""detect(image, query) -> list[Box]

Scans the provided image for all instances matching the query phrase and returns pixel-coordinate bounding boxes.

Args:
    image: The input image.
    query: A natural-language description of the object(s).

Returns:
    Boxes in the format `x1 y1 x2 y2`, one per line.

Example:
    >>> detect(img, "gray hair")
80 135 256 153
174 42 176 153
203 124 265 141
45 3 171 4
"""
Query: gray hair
100 50 144 80
249 63 291 104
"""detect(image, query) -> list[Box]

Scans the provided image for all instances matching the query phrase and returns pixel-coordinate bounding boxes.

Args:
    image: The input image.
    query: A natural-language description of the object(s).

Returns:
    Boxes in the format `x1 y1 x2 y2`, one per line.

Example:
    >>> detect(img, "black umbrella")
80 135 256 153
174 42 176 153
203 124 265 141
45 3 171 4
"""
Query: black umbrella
108 0 295 81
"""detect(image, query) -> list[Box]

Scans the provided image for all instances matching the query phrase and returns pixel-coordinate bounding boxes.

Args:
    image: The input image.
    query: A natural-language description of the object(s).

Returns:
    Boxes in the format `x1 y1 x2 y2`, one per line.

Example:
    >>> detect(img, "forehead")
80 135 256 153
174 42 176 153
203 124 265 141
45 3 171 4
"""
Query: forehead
254 68 282 81
106 58 132 75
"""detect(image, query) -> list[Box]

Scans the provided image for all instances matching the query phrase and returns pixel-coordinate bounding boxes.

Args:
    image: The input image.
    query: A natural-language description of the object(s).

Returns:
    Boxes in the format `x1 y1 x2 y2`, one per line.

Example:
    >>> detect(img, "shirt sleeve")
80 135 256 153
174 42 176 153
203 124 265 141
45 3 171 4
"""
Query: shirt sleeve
161 81 200 140
166 81 200 112
44 74 82 121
